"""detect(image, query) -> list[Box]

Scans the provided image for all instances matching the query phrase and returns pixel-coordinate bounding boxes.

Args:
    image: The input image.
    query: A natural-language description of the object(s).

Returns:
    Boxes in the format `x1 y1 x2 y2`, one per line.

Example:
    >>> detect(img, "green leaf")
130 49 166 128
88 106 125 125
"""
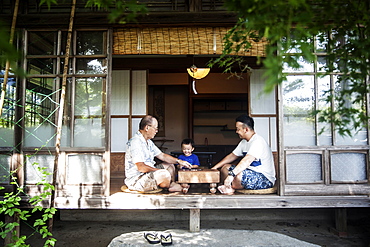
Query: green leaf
39 0 58 9
45 238 57 246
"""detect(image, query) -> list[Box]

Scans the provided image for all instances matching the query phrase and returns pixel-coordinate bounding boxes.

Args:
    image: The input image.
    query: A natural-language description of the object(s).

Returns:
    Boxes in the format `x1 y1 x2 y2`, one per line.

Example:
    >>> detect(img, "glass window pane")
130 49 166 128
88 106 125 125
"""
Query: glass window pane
318 122 332 146
76 58 107 74
0 126 14 147
317 56 328 72
61 125 71 147
59 58 73 74
254 117 270 147
111 70 130 115
60 31 73 56
315 33 328 52
331 153 367 182
111 118 128 152
61 79 72 147
75 77 103 116
0 77 16 147
76 31 106 55
283 75 315 146
67 154 103 184
335 128 368 146
283 56 314 73
0 154 11 183
250 69 276 114
333 76 368 145
24 78 57 147
28 58 56 75
254 117 277 152
270 117 277 152
131 118 141 137
28 31 57 55
132 70 147 115
74 118 104 147
25 154 53 183
25 77 55 98
24 124 56 147
74 77 105 147
286 153 322 183
331 30 346 50
283 35 313 54
317 76 332 145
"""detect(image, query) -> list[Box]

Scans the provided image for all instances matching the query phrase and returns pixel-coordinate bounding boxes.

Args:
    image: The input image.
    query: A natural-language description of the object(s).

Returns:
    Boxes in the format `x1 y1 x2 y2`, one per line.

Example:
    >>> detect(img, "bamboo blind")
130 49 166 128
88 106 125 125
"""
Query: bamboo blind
113 27 267 56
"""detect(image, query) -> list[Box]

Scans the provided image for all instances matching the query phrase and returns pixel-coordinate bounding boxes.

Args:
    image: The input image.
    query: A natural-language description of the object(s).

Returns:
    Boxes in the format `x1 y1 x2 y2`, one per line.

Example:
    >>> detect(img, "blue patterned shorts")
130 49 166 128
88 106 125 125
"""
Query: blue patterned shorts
229 165 273 190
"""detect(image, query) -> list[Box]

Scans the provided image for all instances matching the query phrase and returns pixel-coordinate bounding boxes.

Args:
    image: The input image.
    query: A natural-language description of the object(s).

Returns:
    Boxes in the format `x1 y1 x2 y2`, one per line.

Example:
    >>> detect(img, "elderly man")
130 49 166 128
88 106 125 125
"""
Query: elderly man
124 115 191 192
212 114 276 194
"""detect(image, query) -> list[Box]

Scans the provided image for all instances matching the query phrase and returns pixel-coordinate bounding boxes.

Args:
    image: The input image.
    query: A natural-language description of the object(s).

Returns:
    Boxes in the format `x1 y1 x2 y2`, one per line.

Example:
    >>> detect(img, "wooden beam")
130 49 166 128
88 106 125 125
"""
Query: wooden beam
5 12 237 28
189 0 202 12
50 194 370 209
284 184 370 195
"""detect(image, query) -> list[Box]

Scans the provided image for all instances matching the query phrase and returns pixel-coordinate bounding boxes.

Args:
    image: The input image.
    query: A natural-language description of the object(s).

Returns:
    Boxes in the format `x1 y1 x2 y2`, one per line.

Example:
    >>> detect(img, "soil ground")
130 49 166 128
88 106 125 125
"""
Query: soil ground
6 211 370 247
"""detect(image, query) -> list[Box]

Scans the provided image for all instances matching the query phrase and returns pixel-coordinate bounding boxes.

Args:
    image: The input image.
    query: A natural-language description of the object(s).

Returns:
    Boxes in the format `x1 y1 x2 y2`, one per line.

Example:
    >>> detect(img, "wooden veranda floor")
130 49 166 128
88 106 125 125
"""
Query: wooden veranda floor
54 182 370 210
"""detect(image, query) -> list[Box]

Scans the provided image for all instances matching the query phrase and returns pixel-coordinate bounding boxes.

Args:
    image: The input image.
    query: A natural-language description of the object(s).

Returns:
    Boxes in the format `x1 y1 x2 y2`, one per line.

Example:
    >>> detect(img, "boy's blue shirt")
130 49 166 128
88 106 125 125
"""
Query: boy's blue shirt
178 153 200 166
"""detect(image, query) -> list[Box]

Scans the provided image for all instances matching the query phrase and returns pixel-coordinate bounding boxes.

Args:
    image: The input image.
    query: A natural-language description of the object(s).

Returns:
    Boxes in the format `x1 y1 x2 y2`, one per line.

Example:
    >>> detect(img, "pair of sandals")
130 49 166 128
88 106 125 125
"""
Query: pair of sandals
144 232 172 246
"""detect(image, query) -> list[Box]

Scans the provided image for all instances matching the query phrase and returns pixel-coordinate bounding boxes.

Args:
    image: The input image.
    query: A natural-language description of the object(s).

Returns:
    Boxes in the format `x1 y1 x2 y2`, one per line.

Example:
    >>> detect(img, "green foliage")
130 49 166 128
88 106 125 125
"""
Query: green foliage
39 0 58 9
2 1 150 246
0 161 57 247
211 0 370 136
37 0 149 24
1 0 147 69
0 22 22 73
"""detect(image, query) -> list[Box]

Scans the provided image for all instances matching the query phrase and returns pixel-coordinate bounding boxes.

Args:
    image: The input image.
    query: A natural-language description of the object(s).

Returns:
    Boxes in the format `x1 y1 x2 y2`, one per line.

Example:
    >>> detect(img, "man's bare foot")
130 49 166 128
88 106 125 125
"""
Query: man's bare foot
180 183 190 193
168 182 183 192
218 185 235 195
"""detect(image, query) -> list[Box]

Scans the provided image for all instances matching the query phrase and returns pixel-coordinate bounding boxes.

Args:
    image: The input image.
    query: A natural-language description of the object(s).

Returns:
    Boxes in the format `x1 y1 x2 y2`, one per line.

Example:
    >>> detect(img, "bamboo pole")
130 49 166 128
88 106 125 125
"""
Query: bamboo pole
47 0 76 237
0 0 19 116
3 1 20 245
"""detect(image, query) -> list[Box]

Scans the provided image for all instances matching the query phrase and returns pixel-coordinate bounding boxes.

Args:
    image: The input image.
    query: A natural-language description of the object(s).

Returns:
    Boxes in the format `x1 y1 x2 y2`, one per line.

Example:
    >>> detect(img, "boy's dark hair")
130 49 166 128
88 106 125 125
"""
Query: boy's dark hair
235 114 254 130
181 138 195 147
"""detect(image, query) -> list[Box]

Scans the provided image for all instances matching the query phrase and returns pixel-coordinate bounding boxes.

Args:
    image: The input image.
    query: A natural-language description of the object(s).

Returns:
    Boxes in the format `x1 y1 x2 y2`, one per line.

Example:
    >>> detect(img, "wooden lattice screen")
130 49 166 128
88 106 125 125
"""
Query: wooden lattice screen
113 27 267 56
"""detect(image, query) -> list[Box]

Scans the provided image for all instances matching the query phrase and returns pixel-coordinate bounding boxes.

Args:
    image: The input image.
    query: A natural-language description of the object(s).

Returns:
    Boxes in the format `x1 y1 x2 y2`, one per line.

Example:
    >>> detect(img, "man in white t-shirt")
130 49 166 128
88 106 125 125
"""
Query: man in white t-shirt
212 114 276 194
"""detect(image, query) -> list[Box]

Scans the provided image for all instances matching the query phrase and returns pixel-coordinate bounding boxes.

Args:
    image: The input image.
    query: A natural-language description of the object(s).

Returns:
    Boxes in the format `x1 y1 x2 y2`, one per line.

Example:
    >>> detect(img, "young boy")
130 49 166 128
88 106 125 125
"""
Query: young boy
177 139 200 169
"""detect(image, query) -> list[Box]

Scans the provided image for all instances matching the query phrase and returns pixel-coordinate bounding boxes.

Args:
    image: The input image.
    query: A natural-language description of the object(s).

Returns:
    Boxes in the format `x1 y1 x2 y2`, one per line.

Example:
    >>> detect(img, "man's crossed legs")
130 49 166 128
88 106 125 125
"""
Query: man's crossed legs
128 163 182 192
218 164 273 195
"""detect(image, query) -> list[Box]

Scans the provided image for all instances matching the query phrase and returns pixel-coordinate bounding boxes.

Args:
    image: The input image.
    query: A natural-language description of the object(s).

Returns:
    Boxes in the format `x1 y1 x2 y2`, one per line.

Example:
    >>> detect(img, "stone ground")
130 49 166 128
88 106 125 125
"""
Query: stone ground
108 229 322 247
9 212 370 247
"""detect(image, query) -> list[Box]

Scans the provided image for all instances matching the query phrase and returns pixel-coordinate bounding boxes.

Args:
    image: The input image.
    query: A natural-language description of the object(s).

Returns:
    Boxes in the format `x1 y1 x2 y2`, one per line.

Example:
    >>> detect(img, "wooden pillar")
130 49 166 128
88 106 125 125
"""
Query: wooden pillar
189 0 201 12
330 208 348 237
189 208 200 232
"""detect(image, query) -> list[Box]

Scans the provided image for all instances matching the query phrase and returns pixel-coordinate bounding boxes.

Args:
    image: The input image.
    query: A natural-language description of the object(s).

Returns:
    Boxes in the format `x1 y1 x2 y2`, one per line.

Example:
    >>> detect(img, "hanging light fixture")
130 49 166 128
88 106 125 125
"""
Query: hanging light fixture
187 65 210 94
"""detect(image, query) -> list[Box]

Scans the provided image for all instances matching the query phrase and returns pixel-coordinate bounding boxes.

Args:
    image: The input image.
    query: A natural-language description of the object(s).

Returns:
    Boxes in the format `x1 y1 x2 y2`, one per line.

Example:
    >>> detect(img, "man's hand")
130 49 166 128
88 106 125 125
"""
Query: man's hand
136 162 158 173
211 153 238 170
178 159 192 169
